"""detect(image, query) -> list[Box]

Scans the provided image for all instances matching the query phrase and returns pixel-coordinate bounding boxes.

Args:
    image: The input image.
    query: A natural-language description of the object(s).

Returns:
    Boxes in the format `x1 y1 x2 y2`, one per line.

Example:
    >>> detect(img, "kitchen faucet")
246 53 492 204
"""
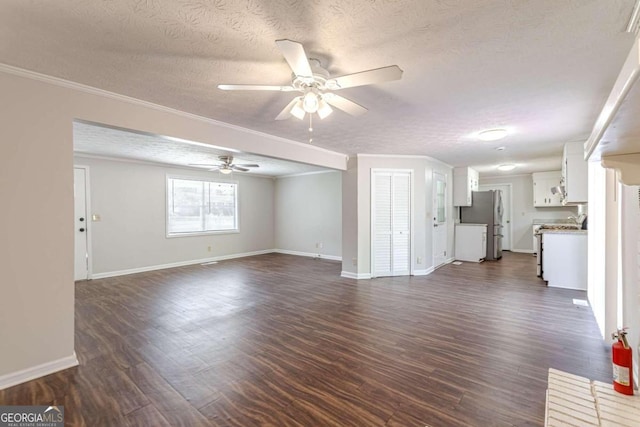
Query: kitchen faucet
568 214 587 225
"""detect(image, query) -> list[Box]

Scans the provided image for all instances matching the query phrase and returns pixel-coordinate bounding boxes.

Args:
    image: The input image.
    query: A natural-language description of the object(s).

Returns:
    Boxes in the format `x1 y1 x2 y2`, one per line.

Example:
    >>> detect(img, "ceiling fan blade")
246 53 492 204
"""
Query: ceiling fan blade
275 98 300 120
327 65 403 89
231 165 250 172
275 39 313 78
324 94 368 116
207 166 222 172
217 84 295 91
188 163 218 167
236 164 260 168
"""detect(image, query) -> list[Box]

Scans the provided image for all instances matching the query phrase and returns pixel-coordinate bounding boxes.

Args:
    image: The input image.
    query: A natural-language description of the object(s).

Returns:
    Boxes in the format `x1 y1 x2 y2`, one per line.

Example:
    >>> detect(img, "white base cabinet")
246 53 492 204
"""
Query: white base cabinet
455 223 487 262
541 232 587 290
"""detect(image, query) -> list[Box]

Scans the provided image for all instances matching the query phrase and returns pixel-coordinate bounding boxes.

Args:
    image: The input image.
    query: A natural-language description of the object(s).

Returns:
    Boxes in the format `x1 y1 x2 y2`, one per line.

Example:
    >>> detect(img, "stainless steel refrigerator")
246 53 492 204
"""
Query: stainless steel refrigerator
460 190 503 260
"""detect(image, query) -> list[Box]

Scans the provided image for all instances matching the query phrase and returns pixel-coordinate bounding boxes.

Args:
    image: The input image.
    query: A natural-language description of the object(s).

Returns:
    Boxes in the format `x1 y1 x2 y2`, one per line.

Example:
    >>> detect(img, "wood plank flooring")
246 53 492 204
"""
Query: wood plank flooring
0 252 611 426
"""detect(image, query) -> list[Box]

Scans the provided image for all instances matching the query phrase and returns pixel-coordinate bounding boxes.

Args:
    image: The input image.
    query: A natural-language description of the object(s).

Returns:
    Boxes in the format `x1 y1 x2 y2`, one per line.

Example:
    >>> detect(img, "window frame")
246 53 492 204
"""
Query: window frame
165 174 240 238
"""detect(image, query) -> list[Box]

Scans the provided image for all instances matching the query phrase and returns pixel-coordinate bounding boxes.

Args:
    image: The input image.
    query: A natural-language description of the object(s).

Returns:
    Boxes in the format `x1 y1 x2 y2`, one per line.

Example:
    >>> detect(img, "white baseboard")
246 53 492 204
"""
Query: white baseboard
340 271 372 280
413 268 433 276
0 353 79 390
274 249 342 261
91 249 275 279
511 249 535 254
445 257 455 264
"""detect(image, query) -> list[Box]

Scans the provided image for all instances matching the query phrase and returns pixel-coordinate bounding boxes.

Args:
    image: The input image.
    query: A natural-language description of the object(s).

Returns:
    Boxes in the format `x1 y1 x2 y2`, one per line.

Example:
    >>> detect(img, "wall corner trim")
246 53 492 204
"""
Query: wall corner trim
340 271 372 280
91 250 275 279
0 353 79 390
413 268 433 276
274 249 342 261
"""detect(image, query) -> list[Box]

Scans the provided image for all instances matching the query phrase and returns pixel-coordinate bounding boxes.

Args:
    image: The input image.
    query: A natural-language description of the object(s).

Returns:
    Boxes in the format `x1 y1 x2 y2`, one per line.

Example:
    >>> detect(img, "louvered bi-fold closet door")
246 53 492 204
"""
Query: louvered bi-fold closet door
372 170 411 277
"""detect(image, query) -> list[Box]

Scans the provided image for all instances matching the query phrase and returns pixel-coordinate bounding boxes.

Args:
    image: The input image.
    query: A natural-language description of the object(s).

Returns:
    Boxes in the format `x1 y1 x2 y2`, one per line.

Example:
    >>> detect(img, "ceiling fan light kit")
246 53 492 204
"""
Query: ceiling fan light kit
217 39 403 139
188 156 259 174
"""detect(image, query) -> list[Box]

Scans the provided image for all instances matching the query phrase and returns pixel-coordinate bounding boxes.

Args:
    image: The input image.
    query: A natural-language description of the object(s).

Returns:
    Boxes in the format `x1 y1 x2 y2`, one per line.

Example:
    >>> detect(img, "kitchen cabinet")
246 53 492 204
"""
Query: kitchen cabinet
454 223 487 262
562 142 588 204
453 167 479 206
532 171 563 207
541 231 587 290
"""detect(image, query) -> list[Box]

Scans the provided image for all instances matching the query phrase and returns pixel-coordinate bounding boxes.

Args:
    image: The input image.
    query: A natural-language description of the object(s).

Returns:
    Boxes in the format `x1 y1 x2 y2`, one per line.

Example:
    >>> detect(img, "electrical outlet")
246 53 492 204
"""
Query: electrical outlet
207 246 212 252
352 257 357 266
417 257 422 264
318 242 323 249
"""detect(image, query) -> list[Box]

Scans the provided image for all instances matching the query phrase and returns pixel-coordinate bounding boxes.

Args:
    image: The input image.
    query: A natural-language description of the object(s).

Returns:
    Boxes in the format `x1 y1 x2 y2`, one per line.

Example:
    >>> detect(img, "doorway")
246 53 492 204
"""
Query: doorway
74 166 91 281
432 171 447 268
371 169 412 277
479 183 512 250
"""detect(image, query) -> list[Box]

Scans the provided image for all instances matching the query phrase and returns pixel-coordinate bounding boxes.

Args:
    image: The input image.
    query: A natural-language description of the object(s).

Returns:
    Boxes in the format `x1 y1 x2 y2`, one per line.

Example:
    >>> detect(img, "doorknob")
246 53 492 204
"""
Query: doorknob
79 228 85 232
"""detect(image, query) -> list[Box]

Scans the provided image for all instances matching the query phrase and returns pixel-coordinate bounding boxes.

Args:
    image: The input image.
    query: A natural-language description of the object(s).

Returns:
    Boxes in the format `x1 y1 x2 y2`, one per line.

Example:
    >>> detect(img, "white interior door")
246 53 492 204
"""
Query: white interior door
479 183 511 250
433 172 447 268
74 167 89 281
372 170 411 277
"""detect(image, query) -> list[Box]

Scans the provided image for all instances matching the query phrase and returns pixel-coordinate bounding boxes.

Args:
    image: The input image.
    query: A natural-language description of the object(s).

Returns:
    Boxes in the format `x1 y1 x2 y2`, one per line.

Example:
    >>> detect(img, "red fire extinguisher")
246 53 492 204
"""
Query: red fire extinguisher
611 328 634 395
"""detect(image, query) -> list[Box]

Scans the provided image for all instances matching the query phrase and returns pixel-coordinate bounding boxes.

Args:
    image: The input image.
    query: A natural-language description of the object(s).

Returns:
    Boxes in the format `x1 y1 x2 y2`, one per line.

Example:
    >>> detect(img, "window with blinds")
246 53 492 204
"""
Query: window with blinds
167 177 238 236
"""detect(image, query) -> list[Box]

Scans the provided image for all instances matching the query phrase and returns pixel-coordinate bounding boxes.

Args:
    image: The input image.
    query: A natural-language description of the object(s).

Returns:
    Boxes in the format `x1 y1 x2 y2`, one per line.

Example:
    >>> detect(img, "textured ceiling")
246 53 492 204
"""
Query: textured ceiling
73 121 329 177
1 0 637 175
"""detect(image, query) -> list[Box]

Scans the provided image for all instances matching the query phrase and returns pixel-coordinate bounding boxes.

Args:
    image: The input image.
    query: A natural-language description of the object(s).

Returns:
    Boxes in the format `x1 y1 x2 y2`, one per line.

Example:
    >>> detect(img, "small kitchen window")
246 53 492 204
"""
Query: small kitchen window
167 176 238 236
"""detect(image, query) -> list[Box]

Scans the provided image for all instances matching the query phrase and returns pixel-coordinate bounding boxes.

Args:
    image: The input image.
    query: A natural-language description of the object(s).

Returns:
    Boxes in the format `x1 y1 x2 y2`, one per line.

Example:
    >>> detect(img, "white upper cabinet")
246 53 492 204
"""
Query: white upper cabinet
453 167 479 206
532 171 563 207
562 142 588 205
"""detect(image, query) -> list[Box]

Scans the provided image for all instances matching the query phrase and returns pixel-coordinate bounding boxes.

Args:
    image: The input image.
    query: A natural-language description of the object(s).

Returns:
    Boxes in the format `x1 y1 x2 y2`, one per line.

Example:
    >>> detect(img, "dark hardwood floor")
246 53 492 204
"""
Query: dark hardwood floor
1 252 611 426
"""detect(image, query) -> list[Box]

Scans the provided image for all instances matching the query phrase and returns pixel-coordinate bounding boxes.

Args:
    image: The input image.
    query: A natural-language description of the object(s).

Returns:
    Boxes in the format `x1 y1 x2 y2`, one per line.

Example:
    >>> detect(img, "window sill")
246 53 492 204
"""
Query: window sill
166 230 240 238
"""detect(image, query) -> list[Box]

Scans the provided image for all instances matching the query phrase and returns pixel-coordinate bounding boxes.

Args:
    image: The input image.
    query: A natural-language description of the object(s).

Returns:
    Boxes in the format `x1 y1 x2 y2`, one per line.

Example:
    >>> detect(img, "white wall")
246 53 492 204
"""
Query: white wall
275 171 342 259
341 155 453 277
76 156 275 275
480 174 578 251
620 184 640 387
0 66 346 387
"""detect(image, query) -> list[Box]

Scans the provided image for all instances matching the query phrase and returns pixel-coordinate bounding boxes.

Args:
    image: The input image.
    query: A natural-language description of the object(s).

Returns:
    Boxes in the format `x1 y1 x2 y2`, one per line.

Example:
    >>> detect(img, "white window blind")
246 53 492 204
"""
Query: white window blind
167 177 238 235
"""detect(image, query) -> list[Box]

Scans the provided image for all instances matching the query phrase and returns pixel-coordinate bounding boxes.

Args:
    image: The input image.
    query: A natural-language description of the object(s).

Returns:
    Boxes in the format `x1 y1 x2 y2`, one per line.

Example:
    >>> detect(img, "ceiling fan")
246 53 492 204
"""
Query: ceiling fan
218 39 403 121
189 156 259 174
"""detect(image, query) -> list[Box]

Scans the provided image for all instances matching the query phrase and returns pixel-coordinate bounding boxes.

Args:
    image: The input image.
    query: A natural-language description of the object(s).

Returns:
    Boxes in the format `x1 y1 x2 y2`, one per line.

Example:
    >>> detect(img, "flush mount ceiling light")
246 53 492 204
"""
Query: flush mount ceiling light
478 128 508 141
497 164 516 171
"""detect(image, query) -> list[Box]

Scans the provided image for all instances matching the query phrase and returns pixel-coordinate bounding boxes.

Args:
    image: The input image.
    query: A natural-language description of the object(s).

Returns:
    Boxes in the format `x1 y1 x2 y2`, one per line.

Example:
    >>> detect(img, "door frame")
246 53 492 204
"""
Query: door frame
74 165 93 280
432 171 448 269
479 183 513 251
370 168 414 278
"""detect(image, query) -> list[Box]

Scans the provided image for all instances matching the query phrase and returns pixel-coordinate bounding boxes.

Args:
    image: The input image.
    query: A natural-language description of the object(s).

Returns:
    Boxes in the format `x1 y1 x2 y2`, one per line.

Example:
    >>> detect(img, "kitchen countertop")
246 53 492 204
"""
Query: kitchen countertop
540 229 587 235
532 219 574 225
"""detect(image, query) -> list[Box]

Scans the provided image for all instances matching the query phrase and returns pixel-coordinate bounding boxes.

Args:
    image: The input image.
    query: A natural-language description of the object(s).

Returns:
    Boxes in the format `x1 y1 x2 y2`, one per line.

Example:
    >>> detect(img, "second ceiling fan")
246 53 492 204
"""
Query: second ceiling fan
218 39 403 121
